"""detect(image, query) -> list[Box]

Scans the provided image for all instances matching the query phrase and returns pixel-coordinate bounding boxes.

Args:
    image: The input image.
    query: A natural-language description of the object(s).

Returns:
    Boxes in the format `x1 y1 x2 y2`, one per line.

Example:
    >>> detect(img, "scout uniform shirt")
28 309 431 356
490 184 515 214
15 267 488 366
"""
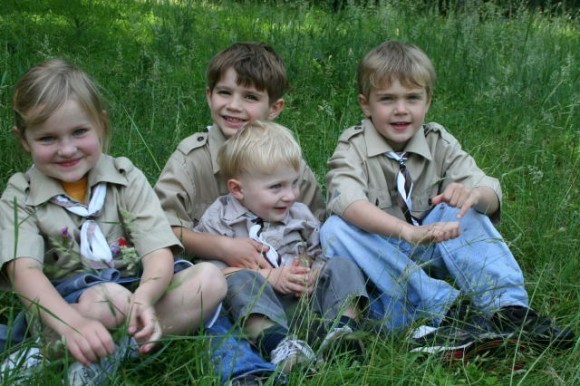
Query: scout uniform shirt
154 125 326 231
326 119 502 223
0 155 181 282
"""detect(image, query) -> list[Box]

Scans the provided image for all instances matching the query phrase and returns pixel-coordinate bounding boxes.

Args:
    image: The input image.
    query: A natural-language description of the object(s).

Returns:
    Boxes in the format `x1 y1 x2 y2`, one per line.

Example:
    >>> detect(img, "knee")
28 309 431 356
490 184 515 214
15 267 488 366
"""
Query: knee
76 284 131 327
184 262 227 301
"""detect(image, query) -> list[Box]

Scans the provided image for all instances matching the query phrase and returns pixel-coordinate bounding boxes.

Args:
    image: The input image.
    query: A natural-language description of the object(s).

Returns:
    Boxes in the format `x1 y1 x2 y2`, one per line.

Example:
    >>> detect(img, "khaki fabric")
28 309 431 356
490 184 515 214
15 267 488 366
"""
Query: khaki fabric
154 125 326 230
326 119 502 222
0 155 181 281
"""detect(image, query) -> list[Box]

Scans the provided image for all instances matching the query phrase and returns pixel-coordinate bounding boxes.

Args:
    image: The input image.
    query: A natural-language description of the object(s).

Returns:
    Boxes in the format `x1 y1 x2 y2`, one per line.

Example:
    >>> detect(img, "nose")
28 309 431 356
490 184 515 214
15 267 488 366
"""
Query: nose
57 138 77 157
394 100 407 114
282 186 298 202
226 94 242 110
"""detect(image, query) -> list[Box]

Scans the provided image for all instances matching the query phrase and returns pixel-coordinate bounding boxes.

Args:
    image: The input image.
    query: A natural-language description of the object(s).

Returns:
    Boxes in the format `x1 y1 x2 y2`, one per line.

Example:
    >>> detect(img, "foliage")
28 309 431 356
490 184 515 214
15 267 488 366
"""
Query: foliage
0 0 578 384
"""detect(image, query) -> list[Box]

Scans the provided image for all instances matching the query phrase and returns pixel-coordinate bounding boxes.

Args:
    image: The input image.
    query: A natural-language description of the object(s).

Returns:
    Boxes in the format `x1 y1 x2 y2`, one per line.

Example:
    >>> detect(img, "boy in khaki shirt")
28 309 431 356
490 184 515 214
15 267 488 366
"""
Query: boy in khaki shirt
154 42 325 385
321 40 575 355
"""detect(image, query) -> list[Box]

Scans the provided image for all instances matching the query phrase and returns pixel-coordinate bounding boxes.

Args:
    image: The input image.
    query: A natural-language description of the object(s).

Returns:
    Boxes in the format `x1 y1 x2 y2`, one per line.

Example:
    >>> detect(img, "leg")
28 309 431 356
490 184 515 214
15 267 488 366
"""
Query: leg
156 262 227 334
423 204 529 315
73 283 133 329
320 215 460 329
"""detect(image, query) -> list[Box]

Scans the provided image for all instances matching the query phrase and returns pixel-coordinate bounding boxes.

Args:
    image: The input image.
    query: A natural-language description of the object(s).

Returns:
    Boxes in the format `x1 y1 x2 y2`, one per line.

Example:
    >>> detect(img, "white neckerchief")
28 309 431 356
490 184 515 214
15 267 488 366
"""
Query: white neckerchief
248 218 280 268
51 183 113 268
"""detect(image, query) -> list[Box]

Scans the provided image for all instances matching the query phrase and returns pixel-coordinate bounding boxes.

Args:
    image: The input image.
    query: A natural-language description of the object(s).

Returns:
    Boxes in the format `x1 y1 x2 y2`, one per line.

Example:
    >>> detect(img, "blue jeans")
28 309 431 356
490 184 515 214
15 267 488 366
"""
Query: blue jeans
206 315 278 385
320 204 529 330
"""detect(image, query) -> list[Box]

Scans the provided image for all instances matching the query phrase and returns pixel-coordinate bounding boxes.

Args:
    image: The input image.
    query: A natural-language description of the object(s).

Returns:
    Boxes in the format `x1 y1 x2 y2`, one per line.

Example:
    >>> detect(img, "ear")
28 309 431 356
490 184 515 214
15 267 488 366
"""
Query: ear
267 98 285 120
12 126 31 152
205 87 212 107
358 94 371 117
228 178 244 200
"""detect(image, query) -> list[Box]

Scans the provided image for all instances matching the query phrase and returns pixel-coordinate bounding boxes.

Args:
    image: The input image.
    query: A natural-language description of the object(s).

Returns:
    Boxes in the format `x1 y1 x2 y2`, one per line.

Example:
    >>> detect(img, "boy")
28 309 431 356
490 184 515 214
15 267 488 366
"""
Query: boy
320 40 575 353
195 121 367 371
154 42 325 384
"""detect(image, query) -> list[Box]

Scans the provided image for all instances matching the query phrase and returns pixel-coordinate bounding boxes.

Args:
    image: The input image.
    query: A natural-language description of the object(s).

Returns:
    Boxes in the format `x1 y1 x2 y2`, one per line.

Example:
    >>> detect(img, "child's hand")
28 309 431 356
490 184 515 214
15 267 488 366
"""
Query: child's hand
222 237 272 269
431 182 481 219
404 221 460 244
62 317 115 366
127 295 162 354
266 265 311 295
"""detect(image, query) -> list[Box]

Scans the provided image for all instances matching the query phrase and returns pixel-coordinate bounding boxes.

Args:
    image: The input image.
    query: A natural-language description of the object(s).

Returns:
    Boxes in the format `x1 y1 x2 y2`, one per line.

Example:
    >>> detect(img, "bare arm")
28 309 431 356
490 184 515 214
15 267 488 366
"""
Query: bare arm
343 200 460 244
173 226 271 269
5 258 114 365
128 247 173 353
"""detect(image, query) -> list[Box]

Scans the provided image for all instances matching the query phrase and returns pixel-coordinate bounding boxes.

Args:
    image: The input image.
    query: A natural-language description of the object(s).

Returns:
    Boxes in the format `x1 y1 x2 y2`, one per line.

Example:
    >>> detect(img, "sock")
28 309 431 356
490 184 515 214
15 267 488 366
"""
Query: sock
337 315 358 330
256 324 288 359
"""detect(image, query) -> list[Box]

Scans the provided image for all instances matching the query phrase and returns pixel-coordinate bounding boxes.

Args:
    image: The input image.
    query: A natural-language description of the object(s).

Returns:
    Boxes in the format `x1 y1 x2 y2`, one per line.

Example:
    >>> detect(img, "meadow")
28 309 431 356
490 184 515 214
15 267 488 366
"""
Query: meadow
0 0 578 384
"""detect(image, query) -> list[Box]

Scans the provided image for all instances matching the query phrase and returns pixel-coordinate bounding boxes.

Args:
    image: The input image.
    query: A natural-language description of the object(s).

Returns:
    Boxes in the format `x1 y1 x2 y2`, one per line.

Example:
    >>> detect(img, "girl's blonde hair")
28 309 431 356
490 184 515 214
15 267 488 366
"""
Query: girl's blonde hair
12 59 111 151
358 40 436 102
218 121 301 180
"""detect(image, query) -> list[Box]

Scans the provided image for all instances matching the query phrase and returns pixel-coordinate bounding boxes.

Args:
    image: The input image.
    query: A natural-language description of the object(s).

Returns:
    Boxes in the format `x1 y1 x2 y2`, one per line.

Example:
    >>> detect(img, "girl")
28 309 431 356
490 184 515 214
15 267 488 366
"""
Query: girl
0 59 226 384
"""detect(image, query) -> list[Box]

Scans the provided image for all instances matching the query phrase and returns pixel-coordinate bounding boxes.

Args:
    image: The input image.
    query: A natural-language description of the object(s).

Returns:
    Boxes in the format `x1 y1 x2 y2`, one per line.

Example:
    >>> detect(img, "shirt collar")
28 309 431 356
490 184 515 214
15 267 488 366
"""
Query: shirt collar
26 154 128 206
363 118 433 161
223 194 291 226
208 125 228 174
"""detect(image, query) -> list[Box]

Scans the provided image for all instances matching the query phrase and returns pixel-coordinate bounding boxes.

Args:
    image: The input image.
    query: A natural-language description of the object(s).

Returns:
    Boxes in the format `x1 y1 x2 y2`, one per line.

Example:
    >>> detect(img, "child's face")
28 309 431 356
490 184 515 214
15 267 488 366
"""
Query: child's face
230 165 300 222
358 78 430 151
206 68 284 138
18 98 103 183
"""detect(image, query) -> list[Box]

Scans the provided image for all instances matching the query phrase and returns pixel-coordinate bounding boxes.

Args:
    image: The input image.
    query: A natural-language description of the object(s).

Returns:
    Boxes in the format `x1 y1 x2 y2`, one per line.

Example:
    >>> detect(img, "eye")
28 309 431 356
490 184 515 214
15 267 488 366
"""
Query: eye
72 128 89 137
217 89 231 96
38 135 56 143
245 93 260 101
379 95 394 102
269 183 282 191
408 94 422 101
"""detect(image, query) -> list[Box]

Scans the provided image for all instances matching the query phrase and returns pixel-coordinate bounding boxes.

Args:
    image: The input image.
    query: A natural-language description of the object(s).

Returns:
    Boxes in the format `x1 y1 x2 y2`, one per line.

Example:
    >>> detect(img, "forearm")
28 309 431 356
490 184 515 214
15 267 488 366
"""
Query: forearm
6 259 84 335
172 226 231 262
473 186 500 215
134 249 174 306
342 200 413 240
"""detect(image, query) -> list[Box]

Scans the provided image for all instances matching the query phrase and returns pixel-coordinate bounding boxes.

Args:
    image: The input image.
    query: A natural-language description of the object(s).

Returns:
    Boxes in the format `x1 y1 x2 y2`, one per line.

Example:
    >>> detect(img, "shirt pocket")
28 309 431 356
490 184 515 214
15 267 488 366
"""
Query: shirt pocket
368 187 394 210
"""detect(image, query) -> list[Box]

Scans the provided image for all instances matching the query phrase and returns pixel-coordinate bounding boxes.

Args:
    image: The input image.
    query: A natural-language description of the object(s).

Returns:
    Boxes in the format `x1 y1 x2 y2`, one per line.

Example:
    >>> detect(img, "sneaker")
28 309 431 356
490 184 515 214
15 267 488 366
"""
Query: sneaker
68 336 139 385
270 337 316 373
491 306 576 350
318 325 365 359
410 325 475 354
0 342 44 383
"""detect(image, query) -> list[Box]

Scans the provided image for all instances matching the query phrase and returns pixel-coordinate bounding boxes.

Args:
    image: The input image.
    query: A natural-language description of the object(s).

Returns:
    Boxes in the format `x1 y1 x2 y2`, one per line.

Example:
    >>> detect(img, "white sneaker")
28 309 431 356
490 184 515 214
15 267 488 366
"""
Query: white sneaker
0 343 44 383
270 337 315 372
68 336 139 386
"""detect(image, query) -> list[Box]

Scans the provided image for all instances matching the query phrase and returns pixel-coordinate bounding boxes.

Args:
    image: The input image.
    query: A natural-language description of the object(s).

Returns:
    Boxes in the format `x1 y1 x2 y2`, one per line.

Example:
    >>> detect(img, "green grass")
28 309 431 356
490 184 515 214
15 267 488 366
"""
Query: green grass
0 0 578 384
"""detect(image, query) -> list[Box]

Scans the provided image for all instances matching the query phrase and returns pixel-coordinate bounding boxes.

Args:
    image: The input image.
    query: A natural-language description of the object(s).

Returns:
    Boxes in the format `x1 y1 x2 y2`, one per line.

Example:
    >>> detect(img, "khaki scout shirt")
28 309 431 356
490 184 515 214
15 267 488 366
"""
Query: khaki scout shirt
154 125 326 230
326 119 502 223
194 194 323 268
0 155 181 281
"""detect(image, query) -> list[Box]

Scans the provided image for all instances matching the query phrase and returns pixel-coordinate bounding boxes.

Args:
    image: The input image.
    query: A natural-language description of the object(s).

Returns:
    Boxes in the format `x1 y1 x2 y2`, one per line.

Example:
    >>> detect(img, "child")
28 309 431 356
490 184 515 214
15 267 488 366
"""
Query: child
154 41 325 384
195 121 368 371
320 40 575 353
0 59 226 384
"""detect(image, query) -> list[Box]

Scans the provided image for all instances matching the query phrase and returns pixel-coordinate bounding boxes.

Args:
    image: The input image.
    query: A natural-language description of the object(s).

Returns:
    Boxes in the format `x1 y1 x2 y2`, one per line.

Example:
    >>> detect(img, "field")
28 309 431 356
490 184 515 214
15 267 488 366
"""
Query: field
0 0 578 384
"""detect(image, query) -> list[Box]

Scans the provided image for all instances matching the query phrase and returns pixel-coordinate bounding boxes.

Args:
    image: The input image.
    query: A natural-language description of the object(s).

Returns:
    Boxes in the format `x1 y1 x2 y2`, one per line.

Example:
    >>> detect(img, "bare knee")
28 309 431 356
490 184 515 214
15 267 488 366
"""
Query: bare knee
75 283 132 328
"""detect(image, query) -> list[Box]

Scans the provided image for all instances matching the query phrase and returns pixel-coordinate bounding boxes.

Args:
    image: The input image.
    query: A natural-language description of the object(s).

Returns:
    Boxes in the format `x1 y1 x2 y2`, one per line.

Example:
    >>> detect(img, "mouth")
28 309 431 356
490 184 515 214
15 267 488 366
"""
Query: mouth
390 122 411 131
56 158 81 168
222 115 246 124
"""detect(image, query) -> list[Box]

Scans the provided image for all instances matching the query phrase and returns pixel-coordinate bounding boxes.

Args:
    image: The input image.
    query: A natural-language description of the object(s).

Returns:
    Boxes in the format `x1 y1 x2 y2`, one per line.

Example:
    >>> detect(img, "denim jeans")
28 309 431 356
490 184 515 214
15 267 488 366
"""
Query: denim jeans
320 204 529 330
206 314 277 385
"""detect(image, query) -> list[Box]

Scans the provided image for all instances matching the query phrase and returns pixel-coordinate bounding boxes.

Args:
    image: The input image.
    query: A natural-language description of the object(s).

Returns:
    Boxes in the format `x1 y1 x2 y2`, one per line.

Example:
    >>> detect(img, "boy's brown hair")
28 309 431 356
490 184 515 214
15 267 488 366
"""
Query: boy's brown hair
358 40 436 101
206 42 289 102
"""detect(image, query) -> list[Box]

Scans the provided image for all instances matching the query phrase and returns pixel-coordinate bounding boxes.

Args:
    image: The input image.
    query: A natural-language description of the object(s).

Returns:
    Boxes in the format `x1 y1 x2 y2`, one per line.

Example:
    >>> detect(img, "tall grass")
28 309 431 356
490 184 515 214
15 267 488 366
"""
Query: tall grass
0 0 578 384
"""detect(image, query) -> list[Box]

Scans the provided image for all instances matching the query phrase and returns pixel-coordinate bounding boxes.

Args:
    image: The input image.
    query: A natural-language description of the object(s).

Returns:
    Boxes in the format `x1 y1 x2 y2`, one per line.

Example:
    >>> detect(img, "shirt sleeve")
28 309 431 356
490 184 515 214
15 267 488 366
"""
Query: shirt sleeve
326 137 371 216
117 159 183 257
0 174 46 269
154 150 197 229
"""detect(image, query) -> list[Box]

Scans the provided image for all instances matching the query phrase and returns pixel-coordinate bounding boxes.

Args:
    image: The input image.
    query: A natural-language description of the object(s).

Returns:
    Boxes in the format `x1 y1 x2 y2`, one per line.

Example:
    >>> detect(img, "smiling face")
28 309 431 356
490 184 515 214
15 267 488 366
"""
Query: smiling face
359 78 431 152
206 68 284 138
229 164 300 222
18 98 103 183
